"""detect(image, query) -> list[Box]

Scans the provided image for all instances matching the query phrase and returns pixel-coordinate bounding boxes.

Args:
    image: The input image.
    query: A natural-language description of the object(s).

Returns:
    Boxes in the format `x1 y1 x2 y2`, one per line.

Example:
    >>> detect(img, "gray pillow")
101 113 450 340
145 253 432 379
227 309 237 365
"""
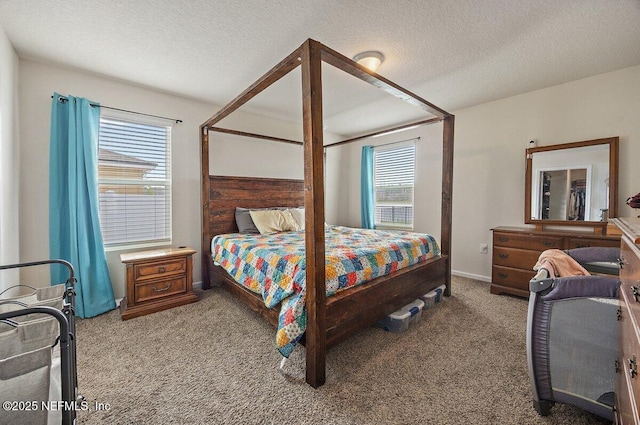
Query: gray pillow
235 208 259 234
235 207 288 234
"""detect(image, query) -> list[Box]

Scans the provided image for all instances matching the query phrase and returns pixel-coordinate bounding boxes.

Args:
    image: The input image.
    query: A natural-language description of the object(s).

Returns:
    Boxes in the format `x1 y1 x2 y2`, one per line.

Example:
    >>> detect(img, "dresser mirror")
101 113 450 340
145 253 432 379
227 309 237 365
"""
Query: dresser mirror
525 137 619 230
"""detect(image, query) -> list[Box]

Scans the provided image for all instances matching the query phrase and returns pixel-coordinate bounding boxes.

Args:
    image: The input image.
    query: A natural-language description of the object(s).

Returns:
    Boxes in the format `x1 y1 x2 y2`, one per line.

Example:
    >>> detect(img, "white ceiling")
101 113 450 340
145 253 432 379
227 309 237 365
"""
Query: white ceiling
1 0 640 138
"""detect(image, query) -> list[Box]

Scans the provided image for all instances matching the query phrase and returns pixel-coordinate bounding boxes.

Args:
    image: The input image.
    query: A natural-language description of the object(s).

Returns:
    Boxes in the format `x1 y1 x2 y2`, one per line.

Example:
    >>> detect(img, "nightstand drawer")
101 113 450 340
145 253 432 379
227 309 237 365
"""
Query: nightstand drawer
493 232 562 251
133 258 186 282
135 277 186 303
120 247 198 320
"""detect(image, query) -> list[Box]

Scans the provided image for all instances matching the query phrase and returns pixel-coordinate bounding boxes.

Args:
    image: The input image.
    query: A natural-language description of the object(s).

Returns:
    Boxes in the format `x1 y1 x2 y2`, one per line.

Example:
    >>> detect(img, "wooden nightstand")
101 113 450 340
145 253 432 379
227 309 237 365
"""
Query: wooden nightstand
120 247 199 320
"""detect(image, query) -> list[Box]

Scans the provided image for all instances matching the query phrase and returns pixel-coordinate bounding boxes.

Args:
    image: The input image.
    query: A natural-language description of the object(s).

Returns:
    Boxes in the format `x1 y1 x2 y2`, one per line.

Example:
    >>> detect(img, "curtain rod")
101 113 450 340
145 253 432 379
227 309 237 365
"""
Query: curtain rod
51 95 182 124
369 137 420 149
324 117 439 148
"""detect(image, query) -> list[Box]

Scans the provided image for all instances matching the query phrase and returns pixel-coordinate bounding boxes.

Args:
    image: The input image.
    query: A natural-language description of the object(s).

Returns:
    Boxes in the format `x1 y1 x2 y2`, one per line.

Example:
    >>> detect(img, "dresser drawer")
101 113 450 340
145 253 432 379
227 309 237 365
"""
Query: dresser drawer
493 247 541 270
620 237 640 282
133 258 186 282
616 374 640 425
620 237 640 333
492 266 535 291
567 237 621 249
493 232 562 251
135 277 187 303
618 290 640 424
491 227 621 300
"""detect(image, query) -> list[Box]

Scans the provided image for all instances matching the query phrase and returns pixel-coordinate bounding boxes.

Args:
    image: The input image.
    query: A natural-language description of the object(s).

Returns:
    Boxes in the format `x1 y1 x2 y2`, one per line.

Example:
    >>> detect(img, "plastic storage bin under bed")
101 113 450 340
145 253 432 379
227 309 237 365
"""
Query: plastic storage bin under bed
374 299 425 333
420 284 446 308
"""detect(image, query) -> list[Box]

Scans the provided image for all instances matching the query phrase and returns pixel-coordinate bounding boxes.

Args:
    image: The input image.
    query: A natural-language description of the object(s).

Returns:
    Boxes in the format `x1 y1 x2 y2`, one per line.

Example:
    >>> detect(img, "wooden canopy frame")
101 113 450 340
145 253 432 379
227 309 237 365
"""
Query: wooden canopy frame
200 39 454 388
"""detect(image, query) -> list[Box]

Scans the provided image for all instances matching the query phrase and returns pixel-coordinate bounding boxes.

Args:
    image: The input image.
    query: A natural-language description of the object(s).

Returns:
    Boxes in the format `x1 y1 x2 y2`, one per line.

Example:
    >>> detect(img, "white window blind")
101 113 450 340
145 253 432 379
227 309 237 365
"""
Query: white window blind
98 117 172 247
373 143 416 229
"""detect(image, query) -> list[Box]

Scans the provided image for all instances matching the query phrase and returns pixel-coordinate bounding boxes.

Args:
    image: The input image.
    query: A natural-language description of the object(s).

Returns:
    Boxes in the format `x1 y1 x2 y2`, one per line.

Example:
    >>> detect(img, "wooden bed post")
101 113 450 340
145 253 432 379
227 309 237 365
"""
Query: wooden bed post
200 125 211 289
441 115 454 297
200 39 454 388
301 39 326 388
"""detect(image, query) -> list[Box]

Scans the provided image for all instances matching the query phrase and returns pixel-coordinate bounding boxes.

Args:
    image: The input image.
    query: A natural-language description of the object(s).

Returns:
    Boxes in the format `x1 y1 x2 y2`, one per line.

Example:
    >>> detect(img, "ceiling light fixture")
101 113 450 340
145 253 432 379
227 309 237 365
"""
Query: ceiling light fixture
353 51 385 72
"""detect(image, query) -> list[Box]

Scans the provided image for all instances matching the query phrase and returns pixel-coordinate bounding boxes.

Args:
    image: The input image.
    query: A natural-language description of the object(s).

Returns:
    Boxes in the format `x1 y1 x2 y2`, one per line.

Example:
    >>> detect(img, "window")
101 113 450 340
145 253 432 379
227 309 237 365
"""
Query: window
98 117 172 248
373 143 416 229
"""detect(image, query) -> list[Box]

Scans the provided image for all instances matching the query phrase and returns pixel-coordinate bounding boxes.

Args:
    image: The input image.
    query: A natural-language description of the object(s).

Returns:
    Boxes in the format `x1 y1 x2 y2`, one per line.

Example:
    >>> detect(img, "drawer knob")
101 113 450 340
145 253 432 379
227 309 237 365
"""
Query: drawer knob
498 237 509 242
152 282 173 292
629 357 638 378
542 241 556 247
632 285 640 303
158 266 166 273
497 272 508 279
498 253 509 259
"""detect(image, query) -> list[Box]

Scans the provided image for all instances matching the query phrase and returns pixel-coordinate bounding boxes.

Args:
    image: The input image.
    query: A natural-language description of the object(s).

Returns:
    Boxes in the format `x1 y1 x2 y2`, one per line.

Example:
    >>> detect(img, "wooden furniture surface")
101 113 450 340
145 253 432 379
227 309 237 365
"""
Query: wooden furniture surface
200 39 454 388
612 217 640 424
120 247 198 320
491 226 620 298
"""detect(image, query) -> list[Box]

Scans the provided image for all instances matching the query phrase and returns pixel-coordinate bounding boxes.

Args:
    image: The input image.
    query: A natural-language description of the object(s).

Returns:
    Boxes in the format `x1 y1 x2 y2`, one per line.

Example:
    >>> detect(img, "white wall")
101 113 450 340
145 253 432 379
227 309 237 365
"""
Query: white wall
326 64 640 281
15 57 640 297
0 22 20 290
18 59 324 299
208 124 303 180
452 64 640 280
326 123 444 240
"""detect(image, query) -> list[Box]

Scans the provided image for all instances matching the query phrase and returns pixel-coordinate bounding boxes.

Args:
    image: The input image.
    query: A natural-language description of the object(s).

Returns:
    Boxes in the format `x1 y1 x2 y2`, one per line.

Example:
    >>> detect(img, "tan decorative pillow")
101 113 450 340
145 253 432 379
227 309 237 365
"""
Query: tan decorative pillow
287 208 305 231
249 210 299 234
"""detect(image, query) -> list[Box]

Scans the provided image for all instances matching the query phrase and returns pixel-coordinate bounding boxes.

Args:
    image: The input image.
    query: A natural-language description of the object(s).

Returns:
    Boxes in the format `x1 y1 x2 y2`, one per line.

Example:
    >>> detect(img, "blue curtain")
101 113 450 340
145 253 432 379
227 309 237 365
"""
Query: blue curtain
361 145 375 229
49 93 116 318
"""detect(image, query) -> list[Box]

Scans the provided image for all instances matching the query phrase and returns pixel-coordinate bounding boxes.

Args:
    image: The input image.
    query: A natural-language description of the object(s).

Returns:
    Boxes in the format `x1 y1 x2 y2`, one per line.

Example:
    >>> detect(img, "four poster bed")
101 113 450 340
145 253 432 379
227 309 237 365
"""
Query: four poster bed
200 39 454 388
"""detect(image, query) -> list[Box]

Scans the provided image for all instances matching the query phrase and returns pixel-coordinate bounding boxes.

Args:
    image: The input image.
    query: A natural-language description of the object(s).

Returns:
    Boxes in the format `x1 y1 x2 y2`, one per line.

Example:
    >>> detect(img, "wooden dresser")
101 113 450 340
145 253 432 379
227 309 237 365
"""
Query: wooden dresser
613 217 640 424
120 247 199 320
491 226 620 297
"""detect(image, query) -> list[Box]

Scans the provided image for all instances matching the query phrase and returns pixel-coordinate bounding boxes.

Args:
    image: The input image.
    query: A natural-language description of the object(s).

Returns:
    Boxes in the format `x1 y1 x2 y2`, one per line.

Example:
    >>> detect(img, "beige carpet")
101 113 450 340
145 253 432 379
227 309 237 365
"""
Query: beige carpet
75 276 609 424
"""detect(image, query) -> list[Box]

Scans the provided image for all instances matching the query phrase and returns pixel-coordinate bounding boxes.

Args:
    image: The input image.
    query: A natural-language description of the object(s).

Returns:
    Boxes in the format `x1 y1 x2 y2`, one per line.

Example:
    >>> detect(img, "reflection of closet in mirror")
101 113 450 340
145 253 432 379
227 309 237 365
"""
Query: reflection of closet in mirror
540 168 588 220
528 141 612 223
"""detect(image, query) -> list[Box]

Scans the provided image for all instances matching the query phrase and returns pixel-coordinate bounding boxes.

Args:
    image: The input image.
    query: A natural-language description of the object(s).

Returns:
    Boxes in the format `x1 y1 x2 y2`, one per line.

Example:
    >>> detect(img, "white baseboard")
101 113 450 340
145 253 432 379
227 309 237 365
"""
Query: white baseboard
452 270 491 282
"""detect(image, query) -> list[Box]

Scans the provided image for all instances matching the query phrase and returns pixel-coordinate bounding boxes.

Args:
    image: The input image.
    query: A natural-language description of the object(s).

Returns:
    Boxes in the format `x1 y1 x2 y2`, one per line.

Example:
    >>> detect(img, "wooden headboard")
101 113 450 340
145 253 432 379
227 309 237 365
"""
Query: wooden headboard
206 175 304 236
201 175 305 288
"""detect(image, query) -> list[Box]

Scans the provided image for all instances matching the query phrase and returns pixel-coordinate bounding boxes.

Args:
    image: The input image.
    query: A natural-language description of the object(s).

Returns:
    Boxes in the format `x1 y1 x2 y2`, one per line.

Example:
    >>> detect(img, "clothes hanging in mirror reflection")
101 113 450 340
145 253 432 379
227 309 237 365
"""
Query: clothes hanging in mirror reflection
568 182 586 221
539 169 587 221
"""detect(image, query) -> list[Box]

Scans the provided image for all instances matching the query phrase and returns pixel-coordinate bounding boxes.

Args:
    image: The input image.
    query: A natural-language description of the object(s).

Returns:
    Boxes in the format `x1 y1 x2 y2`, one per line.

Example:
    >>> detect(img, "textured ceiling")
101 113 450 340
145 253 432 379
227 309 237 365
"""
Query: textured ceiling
1 0 639 137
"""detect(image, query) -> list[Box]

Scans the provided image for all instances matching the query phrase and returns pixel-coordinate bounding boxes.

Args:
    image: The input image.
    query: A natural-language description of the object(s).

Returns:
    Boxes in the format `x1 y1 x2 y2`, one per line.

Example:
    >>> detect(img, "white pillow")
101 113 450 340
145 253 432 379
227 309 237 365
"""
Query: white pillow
249 209 299 234
287 208 305 231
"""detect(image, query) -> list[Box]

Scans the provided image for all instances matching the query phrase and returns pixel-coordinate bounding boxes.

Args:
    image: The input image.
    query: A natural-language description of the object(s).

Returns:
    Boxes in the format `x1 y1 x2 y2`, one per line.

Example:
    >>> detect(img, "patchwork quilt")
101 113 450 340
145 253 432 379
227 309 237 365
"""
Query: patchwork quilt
211 225 440 357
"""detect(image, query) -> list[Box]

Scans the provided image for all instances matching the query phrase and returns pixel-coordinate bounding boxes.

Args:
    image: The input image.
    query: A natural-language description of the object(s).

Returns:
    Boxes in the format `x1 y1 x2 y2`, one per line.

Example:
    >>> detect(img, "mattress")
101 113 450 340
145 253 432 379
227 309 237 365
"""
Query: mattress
211 225 440 357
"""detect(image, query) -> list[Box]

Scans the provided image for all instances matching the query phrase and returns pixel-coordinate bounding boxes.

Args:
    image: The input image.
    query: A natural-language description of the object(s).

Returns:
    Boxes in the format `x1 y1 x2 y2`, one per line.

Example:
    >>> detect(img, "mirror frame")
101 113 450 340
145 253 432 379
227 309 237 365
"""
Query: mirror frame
525 137 619 230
